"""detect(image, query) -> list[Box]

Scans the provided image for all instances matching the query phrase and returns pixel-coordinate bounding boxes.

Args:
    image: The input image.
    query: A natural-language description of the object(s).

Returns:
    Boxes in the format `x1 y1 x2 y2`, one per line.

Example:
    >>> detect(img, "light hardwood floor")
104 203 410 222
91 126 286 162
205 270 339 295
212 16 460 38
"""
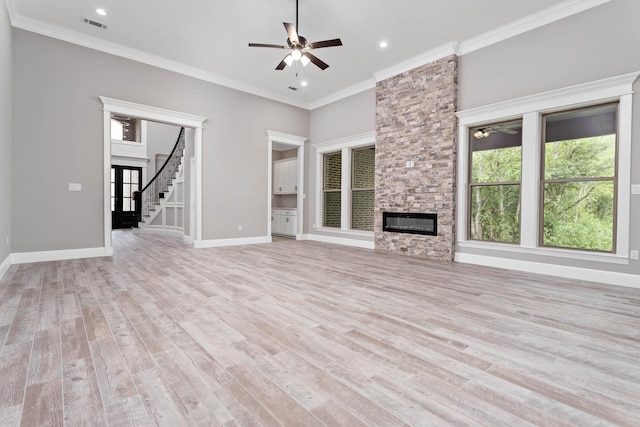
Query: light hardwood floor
1 230 639 426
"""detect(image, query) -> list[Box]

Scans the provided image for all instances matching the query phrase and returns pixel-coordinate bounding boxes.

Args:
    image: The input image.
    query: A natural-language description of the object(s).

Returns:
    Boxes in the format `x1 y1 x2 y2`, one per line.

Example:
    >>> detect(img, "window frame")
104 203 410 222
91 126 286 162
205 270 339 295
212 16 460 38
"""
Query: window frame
467 119 523 244
456 72 638 264
314 132 376 235
351 146 376 231
539 103 619 253
322 151 343 229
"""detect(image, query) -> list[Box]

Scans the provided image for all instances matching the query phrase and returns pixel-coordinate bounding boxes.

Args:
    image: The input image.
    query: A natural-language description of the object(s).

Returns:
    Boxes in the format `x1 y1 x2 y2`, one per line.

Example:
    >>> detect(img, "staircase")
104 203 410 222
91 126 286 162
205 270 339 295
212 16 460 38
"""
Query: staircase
134 127 186 235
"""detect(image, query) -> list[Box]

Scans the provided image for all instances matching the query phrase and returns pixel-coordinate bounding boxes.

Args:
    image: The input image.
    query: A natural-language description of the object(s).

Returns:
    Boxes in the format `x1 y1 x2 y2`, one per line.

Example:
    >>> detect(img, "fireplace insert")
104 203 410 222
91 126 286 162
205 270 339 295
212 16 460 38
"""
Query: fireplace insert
382 212 437 236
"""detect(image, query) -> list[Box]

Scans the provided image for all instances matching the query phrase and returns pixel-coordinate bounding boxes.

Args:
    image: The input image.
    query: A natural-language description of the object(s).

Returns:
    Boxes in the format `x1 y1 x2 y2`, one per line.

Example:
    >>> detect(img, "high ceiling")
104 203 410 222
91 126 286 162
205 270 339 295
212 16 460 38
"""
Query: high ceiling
5 0 606 108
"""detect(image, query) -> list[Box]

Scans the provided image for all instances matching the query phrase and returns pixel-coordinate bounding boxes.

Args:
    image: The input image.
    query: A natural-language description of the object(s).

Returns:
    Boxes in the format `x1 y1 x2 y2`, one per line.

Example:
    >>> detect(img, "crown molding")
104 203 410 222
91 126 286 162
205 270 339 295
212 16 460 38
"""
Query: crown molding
8 11 311 110
309 78 376 110
457 0 612 55
374 42 459 83
6 0 612 110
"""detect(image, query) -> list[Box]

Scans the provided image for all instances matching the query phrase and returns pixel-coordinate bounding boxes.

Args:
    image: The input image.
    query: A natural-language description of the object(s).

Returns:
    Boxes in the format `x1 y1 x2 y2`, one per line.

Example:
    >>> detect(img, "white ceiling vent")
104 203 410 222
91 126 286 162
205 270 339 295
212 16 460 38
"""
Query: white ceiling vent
82 17 108 30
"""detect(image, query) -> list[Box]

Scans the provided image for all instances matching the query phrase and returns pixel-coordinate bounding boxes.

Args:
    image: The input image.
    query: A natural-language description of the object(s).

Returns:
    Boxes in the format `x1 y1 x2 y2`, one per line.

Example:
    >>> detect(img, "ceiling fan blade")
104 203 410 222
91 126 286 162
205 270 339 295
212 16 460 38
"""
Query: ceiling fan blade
307 38 343 49
284 22 299 44
275 56 288 70
303 52 329 70
248 43 288 49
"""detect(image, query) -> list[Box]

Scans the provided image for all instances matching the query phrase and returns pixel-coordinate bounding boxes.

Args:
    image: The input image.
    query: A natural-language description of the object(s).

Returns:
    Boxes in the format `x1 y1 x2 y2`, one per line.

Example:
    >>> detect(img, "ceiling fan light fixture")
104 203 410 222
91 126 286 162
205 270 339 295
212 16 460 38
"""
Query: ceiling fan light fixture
291 49 302 61
284 54 294 67
300 55 310 67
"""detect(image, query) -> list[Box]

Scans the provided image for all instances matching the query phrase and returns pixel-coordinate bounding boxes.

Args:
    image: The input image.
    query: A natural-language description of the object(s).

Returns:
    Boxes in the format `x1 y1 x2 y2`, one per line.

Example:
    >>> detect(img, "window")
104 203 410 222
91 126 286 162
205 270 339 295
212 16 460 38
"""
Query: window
457 72 637 263
314 132 376 233
541 104 618 252
110 116 139 142
351 147 375 231
323 152 342 228
469 120 522 243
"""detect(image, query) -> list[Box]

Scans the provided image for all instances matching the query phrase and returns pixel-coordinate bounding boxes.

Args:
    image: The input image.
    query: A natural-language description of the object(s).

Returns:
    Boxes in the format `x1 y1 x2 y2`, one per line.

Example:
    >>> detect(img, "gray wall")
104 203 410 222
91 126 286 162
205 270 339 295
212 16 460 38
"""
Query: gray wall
457 0 640 275
0 2 11 263
307 88 376 237
12 29 309 252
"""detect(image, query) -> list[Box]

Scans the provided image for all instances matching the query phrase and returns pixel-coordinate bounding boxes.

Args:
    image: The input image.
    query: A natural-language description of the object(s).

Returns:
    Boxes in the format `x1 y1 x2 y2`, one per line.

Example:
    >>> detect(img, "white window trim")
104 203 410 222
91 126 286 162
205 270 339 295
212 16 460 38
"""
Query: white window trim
313 132 376 234
456 72 639 264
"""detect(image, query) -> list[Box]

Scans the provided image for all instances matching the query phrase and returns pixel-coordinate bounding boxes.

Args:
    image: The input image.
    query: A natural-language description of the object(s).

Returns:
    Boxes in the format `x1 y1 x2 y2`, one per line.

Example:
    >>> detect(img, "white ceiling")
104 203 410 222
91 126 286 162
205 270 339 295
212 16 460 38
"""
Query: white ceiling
5 0 609 109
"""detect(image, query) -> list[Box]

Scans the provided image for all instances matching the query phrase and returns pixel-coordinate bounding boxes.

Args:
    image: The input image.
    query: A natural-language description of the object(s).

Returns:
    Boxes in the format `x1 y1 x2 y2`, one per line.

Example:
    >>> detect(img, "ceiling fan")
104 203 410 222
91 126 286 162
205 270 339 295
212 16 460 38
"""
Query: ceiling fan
248 0 342 70
473 125 520 139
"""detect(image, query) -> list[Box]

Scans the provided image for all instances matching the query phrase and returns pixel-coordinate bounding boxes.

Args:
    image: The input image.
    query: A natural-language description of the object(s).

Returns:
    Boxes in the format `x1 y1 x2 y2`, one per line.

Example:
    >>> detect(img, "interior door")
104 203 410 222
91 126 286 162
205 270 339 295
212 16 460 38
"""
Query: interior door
111 165 142 229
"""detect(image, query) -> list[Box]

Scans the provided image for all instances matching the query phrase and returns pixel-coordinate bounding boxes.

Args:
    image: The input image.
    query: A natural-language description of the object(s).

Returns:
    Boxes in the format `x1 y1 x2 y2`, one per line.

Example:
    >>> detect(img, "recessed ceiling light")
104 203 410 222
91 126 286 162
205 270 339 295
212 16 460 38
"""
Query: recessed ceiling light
301 81 308 87
96 8 107 16
379 41 388 48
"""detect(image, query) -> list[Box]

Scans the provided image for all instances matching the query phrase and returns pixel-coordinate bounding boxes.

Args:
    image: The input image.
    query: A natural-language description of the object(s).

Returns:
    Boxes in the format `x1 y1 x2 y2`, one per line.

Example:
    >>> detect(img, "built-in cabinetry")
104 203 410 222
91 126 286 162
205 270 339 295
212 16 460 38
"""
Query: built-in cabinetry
271 209 297 236
273 159 298 194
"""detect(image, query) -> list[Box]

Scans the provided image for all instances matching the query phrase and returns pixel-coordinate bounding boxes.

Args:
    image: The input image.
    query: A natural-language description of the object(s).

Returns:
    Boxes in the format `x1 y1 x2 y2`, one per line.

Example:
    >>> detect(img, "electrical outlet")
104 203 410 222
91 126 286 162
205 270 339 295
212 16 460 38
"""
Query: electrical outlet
631 250 639 260
632 184 640 195
238 225 243 231
68 183 82 191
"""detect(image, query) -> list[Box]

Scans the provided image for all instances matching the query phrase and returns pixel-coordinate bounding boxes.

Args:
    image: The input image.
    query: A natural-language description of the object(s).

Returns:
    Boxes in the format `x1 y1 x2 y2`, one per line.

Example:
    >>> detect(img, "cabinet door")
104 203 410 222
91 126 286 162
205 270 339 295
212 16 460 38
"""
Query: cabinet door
287 160 298 193
273 162 286 194
284 214 297 235
271 213 281 233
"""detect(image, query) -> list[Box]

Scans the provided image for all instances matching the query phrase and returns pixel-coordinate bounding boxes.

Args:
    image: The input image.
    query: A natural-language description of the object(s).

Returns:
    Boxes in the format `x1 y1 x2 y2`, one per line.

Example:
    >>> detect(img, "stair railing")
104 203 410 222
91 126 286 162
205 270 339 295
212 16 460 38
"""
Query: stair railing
134 127 186 226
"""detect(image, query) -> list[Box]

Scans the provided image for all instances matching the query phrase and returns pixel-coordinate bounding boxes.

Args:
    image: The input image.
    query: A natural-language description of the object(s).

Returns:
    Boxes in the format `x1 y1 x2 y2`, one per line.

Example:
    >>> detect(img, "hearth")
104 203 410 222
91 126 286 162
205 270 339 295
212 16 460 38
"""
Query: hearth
382 212 437 236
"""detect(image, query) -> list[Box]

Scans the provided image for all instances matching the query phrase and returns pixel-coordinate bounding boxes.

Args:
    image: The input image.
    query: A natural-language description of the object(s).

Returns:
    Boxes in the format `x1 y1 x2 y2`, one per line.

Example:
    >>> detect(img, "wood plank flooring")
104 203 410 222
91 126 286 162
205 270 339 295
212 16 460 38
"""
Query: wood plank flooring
1 229 639 426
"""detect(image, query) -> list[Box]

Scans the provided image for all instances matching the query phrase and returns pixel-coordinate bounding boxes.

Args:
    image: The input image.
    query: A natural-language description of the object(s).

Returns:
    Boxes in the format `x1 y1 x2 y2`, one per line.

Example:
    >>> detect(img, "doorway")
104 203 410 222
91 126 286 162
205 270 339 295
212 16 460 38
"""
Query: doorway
100 97 206 255
111 165 142 229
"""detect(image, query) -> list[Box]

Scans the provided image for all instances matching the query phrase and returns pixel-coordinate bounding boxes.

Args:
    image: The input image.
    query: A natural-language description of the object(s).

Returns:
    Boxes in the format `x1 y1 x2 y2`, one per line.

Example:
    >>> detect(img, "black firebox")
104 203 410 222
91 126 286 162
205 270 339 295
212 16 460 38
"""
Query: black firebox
382 212 437 236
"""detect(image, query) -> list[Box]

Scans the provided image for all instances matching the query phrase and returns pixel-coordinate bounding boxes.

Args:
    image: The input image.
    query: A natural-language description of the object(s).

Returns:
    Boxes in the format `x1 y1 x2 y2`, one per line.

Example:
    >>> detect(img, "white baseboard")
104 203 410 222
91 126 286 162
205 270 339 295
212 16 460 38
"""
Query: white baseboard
0 254 11 281
304 233 375 250
11 247 113 264
194 235 272 249
183 235 194 244
455 252 640 289
134 227 185 238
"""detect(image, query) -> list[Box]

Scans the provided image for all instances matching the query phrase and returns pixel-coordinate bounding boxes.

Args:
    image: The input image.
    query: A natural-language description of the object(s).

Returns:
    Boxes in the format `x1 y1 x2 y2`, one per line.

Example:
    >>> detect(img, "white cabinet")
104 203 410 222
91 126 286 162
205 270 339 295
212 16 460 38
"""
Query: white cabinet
271 209 297 236
273 159 298 194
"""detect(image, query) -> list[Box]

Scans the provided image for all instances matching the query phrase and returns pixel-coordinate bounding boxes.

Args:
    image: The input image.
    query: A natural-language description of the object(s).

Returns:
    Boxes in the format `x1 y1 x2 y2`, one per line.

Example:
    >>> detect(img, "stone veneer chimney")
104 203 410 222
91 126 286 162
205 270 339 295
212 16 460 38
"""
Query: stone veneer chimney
375 55 458 262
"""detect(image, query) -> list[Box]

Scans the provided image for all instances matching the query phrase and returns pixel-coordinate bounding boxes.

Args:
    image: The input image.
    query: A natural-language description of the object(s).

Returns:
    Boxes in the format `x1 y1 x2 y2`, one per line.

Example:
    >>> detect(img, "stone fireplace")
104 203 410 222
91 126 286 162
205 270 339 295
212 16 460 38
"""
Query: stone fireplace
375 55 458 262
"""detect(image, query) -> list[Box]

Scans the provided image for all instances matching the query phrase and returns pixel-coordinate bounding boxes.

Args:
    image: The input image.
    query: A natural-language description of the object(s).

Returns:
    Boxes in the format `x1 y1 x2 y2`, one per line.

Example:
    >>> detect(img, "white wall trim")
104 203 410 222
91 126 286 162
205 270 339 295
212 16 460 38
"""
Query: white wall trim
6 0 609 111
101 97 206 129
455 252 639 289
0 254 11 280
9 13 309 110
266 131 308 239
304 233 375 250
12 247 113 265
133 228 184 238
100 97 206 252
457 0 612 55
313 132 376 231
194 236 272 249
455 72 639 263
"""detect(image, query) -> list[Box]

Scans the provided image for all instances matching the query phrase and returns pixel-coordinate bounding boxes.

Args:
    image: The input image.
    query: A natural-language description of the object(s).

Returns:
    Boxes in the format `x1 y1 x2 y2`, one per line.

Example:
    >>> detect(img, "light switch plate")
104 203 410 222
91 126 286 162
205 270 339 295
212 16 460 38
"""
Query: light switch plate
632 184 640 195
68 183 82 191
